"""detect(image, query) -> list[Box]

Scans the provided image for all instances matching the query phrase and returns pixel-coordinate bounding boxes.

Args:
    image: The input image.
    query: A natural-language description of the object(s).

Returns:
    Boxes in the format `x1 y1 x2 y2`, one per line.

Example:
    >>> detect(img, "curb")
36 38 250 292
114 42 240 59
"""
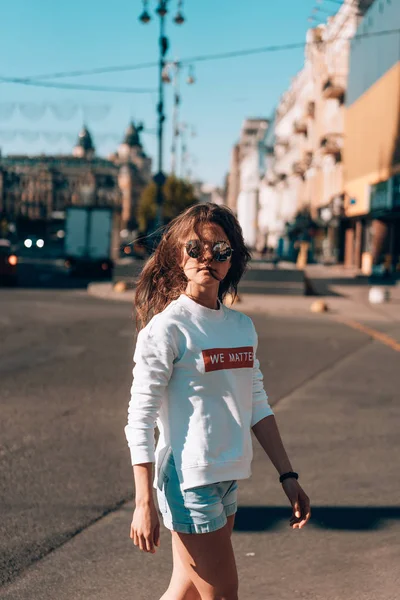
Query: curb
87 282 136 303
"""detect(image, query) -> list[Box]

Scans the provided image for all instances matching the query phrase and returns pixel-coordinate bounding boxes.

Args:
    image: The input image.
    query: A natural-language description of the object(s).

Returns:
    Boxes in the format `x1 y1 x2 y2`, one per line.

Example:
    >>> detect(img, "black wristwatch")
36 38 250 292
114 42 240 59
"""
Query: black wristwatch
279 471 299 484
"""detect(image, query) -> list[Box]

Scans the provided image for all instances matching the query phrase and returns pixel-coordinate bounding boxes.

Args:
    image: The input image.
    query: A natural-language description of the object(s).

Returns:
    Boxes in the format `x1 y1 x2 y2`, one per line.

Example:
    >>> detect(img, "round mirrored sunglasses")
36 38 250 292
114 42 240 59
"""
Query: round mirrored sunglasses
185 240 233 262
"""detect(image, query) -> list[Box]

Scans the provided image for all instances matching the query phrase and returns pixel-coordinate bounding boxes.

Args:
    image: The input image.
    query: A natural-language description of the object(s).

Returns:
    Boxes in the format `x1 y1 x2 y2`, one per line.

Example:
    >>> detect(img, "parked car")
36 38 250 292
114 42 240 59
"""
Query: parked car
0 239 18 286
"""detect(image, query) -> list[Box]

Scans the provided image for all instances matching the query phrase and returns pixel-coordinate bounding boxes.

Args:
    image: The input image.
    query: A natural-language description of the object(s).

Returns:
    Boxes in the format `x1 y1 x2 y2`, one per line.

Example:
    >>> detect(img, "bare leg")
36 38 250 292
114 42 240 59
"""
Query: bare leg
171 514 238 600
160 514 236 600
159 534 201 599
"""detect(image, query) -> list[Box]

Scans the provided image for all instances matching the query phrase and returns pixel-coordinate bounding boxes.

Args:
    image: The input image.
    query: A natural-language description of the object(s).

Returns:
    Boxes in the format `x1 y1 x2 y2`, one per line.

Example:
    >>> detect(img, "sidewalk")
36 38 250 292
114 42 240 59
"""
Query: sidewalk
304 263 400 327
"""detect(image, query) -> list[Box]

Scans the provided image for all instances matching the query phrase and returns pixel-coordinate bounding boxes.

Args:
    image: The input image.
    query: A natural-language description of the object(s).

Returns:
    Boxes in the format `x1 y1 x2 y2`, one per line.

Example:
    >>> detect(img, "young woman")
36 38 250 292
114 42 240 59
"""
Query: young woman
125 203 311 600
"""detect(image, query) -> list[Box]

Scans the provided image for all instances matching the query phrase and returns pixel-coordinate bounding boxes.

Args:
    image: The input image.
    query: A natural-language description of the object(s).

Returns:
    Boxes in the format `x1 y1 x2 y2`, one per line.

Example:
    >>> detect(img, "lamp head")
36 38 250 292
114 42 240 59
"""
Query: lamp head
139 10 151 23
156 2 168 17
174 11 185 24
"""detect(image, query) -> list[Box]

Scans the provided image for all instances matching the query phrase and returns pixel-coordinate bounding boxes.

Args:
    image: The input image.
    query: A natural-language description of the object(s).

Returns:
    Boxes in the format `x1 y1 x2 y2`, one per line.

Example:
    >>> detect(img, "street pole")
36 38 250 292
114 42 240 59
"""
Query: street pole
170 61 180 176
170 61 195 176
155 3 168 231
139 0 186 236
180 122 187 180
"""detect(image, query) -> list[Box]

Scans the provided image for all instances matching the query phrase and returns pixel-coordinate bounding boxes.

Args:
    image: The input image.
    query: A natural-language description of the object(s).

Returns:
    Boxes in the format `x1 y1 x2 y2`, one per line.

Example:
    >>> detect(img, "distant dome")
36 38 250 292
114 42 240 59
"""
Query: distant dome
76 126 94 151
123 122 142 148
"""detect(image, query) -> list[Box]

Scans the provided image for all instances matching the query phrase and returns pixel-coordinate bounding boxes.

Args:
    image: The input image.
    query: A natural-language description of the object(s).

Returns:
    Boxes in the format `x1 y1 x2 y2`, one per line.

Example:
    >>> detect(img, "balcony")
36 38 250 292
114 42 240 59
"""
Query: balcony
274 137 290 161
293 118 307 135
264 170 278 186
322 75 346 101
292 162 306 177
292 151 313 177
320 134 342 160
275 137 289 149
305 101 315 119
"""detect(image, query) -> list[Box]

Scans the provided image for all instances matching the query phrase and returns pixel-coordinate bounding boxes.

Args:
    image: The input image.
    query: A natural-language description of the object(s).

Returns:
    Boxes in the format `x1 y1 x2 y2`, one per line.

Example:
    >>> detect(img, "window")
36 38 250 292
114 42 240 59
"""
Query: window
370 180 389 210
393 175 400 208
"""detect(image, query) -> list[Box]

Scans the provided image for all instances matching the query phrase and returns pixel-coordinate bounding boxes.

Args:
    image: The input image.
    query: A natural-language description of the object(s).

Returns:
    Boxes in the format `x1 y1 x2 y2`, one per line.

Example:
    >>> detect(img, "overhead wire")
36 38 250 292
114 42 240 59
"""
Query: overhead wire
317 0 344 5
1 26 399 91
19 60 159 82
0 76 156 94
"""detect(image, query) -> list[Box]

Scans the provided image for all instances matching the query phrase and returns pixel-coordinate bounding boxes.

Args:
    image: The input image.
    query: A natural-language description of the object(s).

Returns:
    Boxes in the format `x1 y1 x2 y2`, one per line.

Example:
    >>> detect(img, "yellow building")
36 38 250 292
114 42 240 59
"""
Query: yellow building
344 0 400 272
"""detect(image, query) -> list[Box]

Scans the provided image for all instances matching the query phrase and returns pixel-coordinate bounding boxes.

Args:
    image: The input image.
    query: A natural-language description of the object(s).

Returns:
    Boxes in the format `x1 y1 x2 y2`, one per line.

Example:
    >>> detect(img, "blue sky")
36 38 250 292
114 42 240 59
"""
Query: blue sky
0 0 336 185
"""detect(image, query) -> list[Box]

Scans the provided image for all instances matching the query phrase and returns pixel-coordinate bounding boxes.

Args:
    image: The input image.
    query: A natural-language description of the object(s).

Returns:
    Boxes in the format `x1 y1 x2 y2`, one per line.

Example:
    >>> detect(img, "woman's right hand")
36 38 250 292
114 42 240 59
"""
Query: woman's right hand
130 500 160 553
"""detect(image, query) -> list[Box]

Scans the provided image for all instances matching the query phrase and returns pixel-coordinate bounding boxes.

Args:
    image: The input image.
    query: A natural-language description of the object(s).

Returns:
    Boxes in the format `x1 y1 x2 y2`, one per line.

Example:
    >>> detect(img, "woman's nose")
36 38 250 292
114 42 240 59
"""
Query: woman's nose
202 244 214 261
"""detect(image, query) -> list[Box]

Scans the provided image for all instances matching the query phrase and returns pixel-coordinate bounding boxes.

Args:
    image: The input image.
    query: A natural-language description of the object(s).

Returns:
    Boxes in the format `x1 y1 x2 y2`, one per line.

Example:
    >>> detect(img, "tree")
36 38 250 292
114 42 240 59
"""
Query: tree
137 175 198 233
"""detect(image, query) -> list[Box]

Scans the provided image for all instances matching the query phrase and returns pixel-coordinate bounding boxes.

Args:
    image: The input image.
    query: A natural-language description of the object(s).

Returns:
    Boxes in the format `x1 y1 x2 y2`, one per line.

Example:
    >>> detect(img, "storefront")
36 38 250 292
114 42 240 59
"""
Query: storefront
343 0 400 273
315 194 345 264
368 174 400 274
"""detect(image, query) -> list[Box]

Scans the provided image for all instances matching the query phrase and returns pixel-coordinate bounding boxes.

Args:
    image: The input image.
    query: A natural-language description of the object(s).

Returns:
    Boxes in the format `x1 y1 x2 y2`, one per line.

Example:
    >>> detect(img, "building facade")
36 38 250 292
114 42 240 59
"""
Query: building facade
0 122 151 240
226 144 240 214
193 181 225 206
258 115 282 251
344 0 400 273
227 1 379 263
111 122 152 230
226 118 269 248
270 1 363 263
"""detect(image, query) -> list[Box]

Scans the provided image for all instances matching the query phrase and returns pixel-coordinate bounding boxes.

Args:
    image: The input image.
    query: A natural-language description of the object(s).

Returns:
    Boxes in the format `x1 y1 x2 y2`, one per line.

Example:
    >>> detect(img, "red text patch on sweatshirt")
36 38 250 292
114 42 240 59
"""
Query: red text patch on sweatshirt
202 346 254 372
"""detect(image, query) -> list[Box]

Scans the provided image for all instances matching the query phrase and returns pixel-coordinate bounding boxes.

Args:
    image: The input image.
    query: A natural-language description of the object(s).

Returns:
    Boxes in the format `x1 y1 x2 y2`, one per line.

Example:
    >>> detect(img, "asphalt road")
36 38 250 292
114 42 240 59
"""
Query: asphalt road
0 269 399 598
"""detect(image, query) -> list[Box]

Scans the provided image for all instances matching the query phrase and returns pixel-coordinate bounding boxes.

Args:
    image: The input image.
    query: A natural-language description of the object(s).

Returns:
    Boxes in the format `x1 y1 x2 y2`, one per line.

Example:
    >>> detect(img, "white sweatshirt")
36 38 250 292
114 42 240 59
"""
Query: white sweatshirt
125 294 274 491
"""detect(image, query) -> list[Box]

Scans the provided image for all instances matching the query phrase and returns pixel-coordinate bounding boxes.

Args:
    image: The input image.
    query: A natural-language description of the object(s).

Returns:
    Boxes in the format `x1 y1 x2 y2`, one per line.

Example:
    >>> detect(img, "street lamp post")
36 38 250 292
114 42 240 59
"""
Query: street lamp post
163 60 196 175
139 0 186 232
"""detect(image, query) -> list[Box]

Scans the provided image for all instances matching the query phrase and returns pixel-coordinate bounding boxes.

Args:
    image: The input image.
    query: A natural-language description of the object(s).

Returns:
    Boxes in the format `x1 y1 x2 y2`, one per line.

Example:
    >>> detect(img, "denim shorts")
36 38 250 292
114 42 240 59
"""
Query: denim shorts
156 453 238 534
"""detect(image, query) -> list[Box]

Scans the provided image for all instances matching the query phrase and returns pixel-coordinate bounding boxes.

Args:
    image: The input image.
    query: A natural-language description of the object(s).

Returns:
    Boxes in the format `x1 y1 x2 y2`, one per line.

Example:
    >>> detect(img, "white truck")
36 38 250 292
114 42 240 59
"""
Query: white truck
64 206 120 277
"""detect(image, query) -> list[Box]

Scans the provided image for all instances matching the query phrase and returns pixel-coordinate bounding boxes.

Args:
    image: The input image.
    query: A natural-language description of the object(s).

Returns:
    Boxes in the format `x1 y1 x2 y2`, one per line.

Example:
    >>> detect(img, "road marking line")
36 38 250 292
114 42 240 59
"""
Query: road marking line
336 318 400 352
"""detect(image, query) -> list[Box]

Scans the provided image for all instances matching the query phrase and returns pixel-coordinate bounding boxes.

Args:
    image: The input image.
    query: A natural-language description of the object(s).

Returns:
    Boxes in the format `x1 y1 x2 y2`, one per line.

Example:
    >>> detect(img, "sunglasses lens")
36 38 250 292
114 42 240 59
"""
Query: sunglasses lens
185 240 232 262
213 242 232 262
185 240 201 258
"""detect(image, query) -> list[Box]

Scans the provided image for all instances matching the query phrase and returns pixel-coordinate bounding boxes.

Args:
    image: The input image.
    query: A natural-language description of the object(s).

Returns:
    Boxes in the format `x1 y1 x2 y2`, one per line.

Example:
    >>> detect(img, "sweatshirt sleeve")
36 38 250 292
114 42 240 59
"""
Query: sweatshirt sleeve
251 324 274 427
124 323 177 465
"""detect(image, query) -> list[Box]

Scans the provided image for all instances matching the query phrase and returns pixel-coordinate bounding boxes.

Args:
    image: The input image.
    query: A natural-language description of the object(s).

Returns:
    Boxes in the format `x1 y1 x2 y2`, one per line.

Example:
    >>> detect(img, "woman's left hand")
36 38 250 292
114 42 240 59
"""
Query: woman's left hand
281 479 311 529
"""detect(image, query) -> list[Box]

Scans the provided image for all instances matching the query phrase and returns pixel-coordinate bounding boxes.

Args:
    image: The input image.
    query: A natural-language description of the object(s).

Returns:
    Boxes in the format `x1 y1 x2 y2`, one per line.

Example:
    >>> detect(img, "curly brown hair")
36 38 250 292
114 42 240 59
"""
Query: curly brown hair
134 203 251 330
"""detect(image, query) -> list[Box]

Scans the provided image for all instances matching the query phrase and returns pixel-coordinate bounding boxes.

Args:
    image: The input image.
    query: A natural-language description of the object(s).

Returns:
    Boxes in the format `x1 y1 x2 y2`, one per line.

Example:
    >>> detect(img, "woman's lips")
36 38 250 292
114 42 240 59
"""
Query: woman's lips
198 266 221 280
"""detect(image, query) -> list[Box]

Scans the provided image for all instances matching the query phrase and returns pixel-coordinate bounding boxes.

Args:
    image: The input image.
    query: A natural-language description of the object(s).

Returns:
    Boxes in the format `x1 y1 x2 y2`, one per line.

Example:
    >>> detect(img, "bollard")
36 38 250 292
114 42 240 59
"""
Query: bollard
310 299 328 313
113 281 128 293
368 287 390 304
